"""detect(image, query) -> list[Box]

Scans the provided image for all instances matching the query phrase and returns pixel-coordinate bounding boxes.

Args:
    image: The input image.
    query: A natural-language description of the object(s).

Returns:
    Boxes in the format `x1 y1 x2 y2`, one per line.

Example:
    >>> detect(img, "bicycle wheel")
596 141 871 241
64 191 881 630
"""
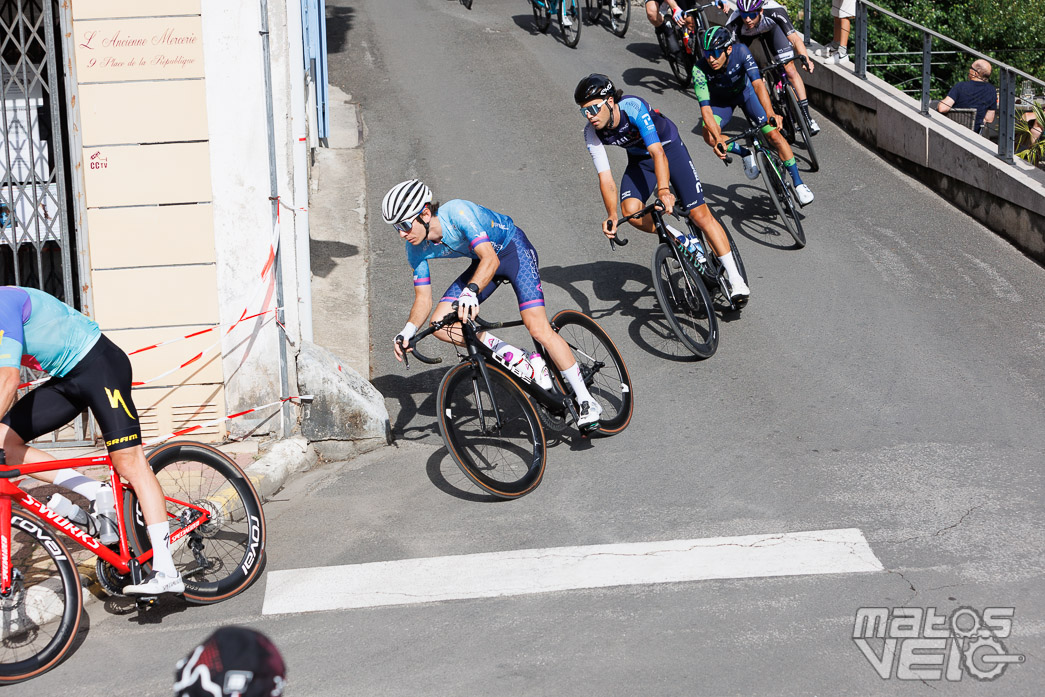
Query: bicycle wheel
609 0 630 37
785 84 819 172
650 243 718 358
560 0 582 48
550 309 634 435
0 513 82 684
438 361 547 498
129 441 266 604
585 0 602 24
757 150 806 248
533 1 551 32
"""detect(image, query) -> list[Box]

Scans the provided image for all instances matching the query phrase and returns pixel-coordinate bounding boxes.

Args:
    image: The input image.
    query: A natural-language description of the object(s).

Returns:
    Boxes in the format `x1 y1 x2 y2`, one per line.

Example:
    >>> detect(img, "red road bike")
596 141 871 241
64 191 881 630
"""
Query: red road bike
0 440 266 683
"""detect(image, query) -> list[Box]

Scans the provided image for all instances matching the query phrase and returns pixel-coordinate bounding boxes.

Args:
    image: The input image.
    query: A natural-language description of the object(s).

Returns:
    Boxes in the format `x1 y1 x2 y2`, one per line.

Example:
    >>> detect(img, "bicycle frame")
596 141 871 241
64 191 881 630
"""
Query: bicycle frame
0 452 213 593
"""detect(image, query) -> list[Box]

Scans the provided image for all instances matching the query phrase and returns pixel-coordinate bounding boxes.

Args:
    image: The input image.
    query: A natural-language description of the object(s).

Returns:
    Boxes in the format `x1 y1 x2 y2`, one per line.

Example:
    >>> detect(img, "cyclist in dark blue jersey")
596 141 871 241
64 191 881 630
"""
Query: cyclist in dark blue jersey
725 0 820 134
575 73 750 304
693 27 814 206
0 286 184 595
382 180 604 429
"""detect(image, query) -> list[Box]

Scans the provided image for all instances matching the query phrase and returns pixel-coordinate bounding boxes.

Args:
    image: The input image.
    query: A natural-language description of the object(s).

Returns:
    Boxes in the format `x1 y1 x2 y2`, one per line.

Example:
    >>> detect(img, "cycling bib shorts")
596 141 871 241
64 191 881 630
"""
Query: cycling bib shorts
441 228 545 312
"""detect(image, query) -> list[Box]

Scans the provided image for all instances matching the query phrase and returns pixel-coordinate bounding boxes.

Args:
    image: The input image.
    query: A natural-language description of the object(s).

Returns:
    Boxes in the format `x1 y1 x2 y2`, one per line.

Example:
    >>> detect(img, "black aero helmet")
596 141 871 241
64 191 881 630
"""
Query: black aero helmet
701 26 734 53
574 73 616 105
174 626 286 697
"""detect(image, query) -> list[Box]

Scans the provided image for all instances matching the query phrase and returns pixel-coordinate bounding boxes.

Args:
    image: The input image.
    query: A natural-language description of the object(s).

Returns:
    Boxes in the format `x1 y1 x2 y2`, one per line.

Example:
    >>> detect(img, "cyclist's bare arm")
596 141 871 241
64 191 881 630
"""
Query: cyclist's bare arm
469 241 500 295
646 142 676 211
701 105 729 157
0 366 19 418
787 33 813 72
751 77 779 124
394 284 434 361
597 170 620 237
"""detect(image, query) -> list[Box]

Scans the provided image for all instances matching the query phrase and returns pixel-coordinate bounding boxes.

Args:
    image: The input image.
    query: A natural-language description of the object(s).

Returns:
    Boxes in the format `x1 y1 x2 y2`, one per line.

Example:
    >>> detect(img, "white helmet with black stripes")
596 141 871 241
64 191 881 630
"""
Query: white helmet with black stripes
381 179 433 225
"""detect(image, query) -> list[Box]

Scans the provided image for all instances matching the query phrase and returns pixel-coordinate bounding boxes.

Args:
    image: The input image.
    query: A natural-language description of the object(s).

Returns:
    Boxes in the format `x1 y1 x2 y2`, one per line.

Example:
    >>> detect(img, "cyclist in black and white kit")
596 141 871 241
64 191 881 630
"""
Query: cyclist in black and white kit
725 0 820 135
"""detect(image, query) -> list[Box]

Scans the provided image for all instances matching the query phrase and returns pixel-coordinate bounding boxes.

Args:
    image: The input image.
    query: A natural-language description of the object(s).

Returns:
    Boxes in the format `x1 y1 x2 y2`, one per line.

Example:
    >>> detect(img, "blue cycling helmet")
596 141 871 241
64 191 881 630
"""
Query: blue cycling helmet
736 0 764 11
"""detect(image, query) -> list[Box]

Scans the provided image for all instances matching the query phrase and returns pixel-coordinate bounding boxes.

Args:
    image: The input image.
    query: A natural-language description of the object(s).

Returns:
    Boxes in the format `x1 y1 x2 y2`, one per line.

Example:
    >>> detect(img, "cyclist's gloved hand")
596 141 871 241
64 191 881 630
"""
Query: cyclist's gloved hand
393 321 417 361
457 285 480 322
602 217 617 238
672 8 685 25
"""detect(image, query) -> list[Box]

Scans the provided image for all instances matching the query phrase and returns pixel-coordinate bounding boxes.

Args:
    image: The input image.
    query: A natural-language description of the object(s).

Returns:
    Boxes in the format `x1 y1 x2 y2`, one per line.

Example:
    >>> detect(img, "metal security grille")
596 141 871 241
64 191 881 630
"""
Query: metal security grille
0 0 75 304
2 0 91 447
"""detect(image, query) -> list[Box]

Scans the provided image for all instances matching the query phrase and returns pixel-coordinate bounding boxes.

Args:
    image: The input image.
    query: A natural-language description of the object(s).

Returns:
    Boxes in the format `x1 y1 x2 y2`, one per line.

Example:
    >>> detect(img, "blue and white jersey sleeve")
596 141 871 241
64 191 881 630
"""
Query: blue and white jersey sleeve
0 287 28 371
584 123 611 173
618 98 662 150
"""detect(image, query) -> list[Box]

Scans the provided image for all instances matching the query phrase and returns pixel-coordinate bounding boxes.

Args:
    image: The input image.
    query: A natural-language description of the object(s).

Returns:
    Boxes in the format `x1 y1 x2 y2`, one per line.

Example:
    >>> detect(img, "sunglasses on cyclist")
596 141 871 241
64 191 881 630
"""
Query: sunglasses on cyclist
580 98 610 118
739 10 760 19
393 217 416 233
706 48 727 59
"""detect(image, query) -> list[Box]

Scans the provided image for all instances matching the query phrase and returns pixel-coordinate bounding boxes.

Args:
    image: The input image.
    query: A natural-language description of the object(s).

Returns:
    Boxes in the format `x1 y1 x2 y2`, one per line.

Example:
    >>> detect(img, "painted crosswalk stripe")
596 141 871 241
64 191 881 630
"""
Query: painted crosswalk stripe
261 527 883 615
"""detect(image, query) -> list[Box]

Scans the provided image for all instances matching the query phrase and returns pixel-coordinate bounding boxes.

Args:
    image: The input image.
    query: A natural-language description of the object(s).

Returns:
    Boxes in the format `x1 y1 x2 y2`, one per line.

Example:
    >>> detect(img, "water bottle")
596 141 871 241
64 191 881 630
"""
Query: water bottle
685 235 707 264
494 346 535 382
47 494 92 532
93 484 119 545
528 352 553 390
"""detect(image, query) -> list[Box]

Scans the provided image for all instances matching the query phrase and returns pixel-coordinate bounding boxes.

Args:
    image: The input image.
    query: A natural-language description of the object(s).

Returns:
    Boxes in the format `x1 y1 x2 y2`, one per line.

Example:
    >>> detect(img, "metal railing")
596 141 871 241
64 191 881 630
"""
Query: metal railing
801 0 1045 165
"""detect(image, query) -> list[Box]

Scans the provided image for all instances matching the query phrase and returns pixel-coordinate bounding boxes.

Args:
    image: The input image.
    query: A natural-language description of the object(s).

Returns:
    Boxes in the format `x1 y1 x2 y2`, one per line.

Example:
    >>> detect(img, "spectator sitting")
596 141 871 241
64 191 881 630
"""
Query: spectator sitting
937 59 997 133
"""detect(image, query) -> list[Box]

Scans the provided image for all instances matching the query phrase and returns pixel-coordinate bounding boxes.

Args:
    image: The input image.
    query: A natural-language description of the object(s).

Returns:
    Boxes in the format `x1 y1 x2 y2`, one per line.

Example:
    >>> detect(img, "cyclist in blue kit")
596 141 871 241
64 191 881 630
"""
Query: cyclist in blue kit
383 179 604 429
575 73 750 304
693 27 814 206
0 285 183 595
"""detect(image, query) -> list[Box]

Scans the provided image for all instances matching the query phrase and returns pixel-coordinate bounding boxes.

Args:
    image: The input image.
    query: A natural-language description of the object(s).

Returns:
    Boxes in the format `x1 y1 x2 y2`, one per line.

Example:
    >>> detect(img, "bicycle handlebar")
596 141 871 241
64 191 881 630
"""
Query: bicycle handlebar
0 468 21 479
398 305 507 367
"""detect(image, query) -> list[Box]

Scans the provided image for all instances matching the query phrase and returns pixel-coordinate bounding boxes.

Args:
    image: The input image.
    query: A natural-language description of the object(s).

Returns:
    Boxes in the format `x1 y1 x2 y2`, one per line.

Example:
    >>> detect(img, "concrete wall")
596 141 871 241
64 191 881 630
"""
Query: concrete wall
803 52 1045 265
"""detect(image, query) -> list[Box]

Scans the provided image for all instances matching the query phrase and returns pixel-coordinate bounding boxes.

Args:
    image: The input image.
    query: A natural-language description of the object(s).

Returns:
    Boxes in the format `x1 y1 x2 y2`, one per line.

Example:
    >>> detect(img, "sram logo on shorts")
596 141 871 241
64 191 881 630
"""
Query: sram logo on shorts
105 433 139 447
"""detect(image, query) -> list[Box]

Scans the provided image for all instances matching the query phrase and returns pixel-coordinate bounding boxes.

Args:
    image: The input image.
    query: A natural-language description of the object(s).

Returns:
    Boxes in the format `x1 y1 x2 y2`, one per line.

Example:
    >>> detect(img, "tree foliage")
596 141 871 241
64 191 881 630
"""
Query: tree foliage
784 0 1045 97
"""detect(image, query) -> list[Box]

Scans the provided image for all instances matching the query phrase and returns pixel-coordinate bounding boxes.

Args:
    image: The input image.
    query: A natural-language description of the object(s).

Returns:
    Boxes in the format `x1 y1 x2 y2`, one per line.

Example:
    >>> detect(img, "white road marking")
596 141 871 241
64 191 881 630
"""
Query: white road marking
262 528 882 615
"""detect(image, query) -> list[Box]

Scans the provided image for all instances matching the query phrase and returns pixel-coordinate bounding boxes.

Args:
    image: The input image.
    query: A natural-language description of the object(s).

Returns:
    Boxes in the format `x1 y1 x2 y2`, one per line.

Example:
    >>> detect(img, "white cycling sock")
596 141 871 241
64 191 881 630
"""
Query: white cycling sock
147 522 178 577
719 252 746 289
560 363 595 405
53 469 103 502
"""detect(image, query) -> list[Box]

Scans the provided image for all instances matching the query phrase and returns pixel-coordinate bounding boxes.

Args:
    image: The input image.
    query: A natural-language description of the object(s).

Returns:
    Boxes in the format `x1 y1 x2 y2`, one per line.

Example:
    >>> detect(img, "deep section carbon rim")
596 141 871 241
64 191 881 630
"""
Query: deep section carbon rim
438 362 547 498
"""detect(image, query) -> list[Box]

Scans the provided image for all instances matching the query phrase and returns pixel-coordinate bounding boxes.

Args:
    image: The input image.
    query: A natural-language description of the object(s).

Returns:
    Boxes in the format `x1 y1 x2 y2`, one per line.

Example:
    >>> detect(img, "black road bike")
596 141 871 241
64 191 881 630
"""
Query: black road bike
400 307 633 498
759 50 819 172
532 0 583 48
658 4 717 89
610 198 748 359
724 124 806 247
585 0 630 37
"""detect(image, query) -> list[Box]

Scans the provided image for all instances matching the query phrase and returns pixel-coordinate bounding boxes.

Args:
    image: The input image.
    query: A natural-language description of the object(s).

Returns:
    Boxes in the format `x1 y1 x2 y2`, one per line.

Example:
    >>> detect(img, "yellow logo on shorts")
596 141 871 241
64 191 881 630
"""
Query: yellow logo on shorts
105 433 139 447
104 387 136 420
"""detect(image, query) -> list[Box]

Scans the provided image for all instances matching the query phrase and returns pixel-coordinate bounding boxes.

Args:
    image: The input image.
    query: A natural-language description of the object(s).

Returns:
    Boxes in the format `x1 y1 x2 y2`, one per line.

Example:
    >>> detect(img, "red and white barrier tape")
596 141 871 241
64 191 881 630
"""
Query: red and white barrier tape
143 394 314 447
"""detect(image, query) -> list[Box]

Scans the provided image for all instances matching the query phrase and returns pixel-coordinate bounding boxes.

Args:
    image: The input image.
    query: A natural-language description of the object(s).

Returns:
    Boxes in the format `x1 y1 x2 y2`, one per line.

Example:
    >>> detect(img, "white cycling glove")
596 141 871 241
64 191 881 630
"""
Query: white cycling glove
458 285 480 314
673 8 684 24
394 322 417 348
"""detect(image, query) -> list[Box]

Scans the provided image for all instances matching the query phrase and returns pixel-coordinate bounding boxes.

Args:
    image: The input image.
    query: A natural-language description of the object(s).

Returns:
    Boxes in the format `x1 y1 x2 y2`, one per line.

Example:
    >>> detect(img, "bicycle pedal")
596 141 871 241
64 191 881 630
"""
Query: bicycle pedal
135 595 159 611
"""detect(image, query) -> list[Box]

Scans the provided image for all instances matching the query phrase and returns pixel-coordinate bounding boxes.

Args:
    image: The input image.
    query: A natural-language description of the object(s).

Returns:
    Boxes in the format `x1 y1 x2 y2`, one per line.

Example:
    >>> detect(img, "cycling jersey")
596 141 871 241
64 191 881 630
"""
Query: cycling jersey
692 43 763 106
584 95 679 172
726 2 798 63
0 286 100 377
725 1 797 40
407 200 518 287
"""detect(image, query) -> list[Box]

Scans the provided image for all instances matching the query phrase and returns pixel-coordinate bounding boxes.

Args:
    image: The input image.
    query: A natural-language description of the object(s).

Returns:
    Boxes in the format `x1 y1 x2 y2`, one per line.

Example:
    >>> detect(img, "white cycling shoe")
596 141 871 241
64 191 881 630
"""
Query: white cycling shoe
728 278 751 308
742 152 760 180
808 118 821 135
124 570 185 595
794 183 814 206
577 400 603 429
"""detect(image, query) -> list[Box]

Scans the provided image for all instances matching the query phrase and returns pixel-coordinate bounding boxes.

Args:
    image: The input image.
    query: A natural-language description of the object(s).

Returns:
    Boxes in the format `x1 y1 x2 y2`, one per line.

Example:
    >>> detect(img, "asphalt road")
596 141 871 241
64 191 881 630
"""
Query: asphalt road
20 1 1044 695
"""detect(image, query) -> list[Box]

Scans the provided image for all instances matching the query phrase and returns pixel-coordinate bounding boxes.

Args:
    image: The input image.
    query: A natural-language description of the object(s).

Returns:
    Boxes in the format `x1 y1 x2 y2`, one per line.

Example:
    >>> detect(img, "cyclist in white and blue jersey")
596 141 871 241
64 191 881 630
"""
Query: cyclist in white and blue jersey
383 180 603 429
576 73 749 304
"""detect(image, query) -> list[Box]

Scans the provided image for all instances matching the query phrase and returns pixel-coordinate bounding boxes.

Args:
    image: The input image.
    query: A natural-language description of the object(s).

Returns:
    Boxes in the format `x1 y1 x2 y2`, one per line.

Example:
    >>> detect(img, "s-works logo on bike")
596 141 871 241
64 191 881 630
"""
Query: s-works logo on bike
853 606 1025 681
